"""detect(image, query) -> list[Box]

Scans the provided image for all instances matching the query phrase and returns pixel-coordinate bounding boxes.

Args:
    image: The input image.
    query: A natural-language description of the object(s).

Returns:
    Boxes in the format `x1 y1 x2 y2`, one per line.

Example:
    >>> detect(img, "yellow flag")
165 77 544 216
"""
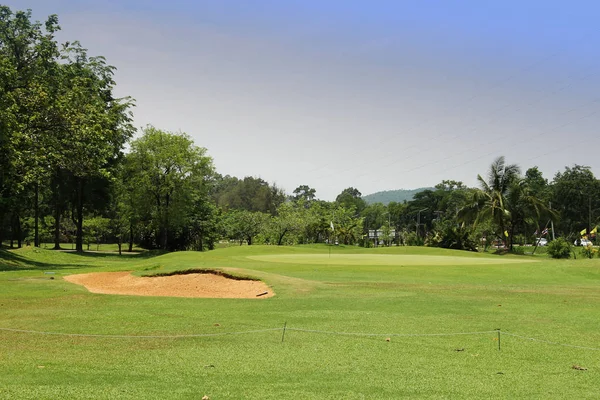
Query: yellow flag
504 230 509 237
591 226 598 234
580 228 587 235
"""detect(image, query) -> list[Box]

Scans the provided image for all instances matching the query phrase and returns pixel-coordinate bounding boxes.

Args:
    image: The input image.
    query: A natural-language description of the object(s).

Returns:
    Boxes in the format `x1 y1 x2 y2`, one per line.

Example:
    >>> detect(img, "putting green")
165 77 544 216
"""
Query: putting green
248 253 537 266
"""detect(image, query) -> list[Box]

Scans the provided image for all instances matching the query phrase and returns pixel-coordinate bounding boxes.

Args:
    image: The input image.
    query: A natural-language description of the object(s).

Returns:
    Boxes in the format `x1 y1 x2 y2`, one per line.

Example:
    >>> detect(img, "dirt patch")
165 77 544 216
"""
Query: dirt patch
63 271 274 299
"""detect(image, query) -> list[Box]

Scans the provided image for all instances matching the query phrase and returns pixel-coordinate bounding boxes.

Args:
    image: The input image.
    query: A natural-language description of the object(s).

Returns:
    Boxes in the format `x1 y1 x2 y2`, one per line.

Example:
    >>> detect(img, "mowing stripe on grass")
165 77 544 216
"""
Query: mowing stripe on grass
248 254 538 266
0 327 282 339
502 332 600 351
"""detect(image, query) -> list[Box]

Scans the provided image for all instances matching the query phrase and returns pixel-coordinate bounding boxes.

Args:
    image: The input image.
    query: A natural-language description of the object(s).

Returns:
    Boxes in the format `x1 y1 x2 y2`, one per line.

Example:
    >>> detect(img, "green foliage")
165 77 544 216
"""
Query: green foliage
212 175 285 215
335 187 366 214
426 220 478 251
404 231 423 246
580 244 597 259
547 237 572 259
126 126 216 251
222 209 270 245
0 6 134 251
510 246 525 255
267 202 310 245
551 165 600 236
83 217 110 250
292 185 316 202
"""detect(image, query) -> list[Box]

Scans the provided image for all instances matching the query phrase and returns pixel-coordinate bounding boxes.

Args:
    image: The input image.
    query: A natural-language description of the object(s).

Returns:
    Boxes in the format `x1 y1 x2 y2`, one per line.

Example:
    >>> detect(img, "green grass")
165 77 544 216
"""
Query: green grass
1 245 600 399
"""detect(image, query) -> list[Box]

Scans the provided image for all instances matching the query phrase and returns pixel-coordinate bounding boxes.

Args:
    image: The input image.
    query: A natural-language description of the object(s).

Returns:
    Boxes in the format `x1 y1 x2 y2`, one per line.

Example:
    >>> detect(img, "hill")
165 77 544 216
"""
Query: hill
363 187 433 205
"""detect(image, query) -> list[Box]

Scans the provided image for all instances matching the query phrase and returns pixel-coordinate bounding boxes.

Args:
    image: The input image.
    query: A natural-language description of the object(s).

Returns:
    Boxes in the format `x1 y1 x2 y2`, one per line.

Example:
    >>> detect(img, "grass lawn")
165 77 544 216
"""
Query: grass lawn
1 244 599 399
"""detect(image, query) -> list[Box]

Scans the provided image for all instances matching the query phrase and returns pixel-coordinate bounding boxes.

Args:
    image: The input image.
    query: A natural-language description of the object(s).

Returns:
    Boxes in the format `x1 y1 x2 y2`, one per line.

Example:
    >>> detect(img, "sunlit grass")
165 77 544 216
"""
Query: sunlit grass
1 245 599 399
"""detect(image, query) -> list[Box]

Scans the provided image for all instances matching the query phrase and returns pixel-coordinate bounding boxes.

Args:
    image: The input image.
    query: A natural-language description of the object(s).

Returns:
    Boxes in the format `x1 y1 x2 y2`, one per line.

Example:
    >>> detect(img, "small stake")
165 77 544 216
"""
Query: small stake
281 321 287 343
497 329 501 351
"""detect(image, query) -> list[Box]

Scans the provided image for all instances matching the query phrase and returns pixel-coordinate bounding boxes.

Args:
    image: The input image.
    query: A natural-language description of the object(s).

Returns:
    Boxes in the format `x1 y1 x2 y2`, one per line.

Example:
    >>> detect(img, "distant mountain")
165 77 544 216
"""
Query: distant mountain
363 187 433 205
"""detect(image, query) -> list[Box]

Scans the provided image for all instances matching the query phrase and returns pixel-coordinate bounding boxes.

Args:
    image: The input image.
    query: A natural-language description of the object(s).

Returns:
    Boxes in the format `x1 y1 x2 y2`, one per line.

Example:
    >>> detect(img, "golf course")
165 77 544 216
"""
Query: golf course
1 245 599 399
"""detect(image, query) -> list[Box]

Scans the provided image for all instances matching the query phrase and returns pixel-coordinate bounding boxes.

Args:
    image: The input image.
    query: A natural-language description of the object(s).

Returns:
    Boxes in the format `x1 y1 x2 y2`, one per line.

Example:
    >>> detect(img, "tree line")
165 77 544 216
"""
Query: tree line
2 7 599 253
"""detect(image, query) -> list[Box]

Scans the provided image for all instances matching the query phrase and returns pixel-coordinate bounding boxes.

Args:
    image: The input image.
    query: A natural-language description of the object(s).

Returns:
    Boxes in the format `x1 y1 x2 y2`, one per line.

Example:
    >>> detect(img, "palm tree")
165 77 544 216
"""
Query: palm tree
459 157 520 249
478 157 520 247
459 157 555 250
505 179 554 248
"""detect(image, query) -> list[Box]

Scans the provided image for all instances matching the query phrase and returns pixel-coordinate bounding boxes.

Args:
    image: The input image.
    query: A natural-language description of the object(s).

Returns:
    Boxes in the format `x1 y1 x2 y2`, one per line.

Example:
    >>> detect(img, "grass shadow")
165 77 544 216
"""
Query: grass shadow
0 249 70 271
0 248 165 272
56 249 166 259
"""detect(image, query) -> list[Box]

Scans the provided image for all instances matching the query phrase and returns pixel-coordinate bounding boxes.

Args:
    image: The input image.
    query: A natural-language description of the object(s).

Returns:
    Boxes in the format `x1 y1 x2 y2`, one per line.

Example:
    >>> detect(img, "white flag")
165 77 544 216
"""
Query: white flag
330 221 335 231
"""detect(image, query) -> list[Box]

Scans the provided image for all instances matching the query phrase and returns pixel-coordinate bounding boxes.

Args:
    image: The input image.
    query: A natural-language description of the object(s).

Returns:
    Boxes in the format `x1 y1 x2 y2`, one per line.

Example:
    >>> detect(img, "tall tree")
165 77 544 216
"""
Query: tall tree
335 187 367 214
127 126 216 250
459 157 520 248
0 7 61 247
56 43 135 251
551 165 600 236
292 185 316 202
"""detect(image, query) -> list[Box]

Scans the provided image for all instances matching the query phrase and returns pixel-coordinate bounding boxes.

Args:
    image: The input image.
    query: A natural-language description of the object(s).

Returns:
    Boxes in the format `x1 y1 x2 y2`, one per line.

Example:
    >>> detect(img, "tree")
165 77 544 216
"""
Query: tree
0 6 135 252
335 187 367 214
503 179 550 248
333 205 364 245
56 43 135 252
292 185 316 202
458 157 520 249
223 210 269 245
127 126 216 250
524 167 550 201
0 7 62 247
551 165 600 237
268 202 309 245
212 175 285 215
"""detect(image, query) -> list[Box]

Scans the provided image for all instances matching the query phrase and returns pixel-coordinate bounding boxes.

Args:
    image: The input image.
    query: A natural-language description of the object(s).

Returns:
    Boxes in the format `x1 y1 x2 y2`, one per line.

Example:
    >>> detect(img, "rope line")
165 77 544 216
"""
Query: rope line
502 332 600 351
286 328 498 338
0 327 282 339
2 326 599 351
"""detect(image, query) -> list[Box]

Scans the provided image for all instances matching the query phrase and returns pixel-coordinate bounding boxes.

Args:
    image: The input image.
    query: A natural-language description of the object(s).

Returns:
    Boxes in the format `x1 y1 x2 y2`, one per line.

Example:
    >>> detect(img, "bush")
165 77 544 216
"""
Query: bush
426 221 478 251
547 237 572 259
404 232 424 246
581 244 598 259
510 246 525 255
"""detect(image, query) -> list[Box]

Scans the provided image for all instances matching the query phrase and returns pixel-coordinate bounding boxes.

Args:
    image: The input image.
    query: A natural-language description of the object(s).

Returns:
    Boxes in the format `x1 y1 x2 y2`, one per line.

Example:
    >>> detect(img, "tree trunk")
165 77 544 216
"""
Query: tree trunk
53 207 61 249
118 238 122 255
34 181 39 247
128 222 133 252
16 214 22 248
75 178 84 252
0 211 4 246
277 229 288 246
53 180 62 250
163 193 170 250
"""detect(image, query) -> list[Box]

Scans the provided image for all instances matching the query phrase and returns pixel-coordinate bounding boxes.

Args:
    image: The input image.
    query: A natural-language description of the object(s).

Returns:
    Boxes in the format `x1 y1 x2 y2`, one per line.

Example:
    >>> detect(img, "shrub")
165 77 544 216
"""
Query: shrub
426 221 478 251
547 237 571 259
511 246 525 255
581 244 598 259
405 232 423 246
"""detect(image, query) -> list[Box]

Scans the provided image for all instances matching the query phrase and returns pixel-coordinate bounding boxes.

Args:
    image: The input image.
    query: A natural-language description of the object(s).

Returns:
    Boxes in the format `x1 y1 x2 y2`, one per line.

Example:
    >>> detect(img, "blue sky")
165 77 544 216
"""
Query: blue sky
8 0 600 200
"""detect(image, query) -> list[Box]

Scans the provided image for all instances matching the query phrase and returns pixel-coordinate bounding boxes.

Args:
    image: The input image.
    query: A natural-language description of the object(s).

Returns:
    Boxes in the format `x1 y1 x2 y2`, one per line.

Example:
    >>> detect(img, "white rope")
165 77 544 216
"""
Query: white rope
502 332 600 351
286 328 498 338
5 326 597 351
0 327 282 339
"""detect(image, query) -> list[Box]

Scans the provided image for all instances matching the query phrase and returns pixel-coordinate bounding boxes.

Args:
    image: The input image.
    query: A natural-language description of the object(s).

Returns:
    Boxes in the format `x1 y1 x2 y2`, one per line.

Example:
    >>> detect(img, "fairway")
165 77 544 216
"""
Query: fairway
249 253 538 265
1 245 599 399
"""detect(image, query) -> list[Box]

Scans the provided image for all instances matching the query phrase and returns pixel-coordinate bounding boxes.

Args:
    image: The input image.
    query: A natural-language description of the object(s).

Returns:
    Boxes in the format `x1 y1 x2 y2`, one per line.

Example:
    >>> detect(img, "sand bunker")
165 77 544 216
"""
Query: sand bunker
64 271 274 299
